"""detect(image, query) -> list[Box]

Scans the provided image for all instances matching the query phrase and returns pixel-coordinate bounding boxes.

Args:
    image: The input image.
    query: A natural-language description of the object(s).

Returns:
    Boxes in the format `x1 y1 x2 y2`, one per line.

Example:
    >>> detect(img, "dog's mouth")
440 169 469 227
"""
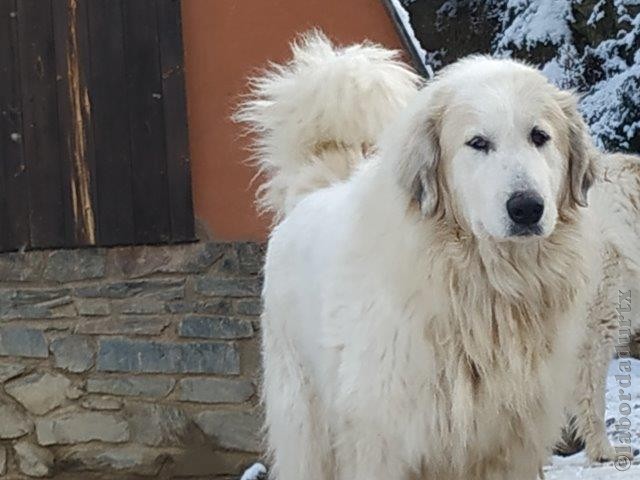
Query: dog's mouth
471 220 547 243
509 224 543 238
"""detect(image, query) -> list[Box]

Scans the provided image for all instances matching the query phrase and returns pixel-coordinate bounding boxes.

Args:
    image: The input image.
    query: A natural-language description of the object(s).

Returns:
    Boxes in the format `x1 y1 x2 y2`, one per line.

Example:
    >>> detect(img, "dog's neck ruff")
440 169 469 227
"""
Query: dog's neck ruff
431 210 589 373
415 211 590 468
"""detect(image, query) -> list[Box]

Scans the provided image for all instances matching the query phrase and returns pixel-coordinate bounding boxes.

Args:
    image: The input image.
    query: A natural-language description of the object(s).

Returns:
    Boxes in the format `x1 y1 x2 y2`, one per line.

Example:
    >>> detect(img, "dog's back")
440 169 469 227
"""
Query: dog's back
593 153 640 275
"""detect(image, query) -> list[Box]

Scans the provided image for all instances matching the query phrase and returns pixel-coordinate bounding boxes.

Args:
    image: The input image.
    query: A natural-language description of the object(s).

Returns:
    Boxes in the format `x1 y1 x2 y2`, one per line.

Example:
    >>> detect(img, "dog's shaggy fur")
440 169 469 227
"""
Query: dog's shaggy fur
561 152 640 462
238 33 601 480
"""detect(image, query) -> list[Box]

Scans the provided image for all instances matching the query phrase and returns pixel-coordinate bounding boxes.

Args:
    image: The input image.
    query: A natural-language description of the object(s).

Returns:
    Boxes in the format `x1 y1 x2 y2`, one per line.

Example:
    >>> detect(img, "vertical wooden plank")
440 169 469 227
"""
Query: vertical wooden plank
86 0 135 246
0 0 30 251
52 0 97 247
17 0 68 248
123 0 172 244
3 0 194 251
157 0 195 243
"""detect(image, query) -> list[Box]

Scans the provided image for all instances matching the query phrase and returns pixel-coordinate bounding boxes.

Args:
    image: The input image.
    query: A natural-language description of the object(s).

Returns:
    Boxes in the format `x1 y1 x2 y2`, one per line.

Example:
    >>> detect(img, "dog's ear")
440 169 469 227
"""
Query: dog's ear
393 103 443 217
560 93 596 207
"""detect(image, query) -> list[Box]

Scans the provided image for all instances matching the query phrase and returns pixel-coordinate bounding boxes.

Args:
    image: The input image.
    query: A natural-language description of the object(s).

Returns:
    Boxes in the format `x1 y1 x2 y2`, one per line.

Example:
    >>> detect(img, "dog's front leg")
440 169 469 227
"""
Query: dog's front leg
575 330 618 462
482 448 541 480
574 292 619 463
333 424 410 480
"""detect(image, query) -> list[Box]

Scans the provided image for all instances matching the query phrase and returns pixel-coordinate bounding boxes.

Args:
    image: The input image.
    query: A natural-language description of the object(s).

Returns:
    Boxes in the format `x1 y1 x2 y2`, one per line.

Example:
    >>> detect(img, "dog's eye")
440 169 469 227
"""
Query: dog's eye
530 127 550 147
465 136 491 152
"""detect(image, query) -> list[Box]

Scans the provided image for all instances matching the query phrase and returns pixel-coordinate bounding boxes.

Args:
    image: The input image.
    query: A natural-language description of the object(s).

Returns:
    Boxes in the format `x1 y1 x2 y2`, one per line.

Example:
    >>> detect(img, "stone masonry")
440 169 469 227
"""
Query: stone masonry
0 242 265 479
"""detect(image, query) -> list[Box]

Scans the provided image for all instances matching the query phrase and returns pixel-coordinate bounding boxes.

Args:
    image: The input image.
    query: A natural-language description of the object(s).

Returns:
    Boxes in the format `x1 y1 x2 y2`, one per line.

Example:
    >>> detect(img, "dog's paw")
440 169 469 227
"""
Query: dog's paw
586 441 627 464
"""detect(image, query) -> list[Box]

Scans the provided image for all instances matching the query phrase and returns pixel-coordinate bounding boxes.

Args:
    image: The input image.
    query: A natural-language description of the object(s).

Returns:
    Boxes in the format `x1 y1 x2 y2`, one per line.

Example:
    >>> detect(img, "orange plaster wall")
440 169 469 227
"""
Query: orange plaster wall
181 0 403 241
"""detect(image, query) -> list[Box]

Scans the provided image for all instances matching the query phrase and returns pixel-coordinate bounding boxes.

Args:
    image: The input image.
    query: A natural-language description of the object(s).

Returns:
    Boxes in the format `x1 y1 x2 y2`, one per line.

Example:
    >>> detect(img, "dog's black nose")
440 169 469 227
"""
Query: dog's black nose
507 191 544 226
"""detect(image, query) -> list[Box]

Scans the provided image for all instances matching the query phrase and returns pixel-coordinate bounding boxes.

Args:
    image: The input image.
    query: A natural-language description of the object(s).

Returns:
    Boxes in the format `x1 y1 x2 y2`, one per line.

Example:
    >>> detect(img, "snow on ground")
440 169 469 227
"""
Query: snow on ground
240 462 266 480
546 358 640 478
547 460 640 479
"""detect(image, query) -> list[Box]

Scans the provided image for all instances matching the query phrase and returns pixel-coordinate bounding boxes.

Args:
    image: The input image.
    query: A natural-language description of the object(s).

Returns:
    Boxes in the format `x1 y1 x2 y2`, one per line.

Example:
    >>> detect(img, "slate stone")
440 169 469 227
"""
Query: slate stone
86 376 175 398
0 402 33 438
177 377 254 404
195 277 261 298
43 249 106 282
1 288 71 304
50 336 95 372
0 328 48 358
14 440 54 477
96 339 240 374
236 243 265 275
75 279 185 299
36 407 129 445
0 251 46 282
112 242 222 277
0 290 76 320
209 245 240 275
195 410 262 452
5 372 72 415
76 299 110 316
235 299 262 317
165 299 232 315
0 361 28 382
179 316 253 339
126 403 189 447
81 396 123 411
116 298 173 315
77 317 170 336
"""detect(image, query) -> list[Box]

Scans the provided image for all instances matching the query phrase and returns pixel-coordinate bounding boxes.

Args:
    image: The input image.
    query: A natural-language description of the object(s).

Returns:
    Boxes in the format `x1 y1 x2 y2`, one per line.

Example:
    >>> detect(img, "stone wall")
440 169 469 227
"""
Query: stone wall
0 242 265 479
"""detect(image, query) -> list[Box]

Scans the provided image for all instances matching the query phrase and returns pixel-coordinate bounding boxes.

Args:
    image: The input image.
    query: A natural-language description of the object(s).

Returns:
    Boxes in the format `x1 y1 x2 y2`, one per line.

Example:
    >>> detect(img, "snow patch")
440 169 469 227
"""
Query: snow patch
494 0 573 52
240 463 267 480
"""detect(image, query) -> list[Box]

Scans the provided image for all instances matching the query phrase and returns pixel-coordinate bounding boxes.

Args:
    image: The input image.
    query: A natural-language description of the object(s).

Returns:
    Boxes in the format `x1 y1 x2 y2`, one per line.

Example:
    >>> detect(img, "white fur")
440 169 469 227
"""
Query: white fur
565 152 640 462
234 31 421 221
241 34 598 480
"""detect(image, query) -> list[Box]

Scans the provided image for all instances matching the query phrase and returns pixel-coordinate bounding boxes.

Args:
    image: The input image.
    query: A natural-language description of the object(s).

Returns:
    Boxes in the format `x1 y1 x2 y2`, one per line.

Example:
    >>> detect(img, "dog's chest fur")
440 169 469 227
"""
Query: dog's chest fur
324 202 593 477
410 217 590 472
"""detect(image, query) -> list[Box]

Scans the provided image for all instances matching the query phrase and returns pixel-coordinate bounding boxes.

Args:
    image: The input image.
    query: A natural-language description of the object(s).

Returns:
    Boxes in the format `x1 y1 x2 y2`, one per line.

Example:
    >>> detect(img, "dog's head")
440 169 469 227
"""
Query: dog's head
388 56 595 241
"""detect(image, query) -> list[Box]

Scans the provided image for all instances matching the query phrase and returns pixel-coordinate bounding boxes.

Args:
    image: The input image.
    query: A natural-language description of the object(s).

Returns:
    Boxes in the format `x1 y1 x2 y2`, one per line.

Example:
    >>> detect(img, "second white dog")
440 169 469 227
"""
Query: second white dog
561 152 640 463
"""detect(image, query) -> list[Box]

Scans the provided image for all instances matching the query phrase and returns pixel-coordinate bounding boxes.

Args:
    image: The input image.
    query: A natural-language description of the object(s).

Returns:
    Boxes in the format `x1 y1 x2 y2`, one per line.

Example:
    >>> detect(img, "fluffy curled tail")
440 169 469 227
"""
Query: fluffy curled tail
235 31 421 220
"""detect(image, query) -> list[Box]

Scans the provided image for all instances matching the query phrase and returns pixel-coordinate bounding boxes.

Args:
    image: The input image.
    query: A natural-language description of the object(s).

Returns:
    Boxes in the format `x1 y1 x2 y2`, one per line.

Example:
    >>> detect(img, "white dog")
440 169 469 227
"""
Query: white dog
238 33 600 480
560 152 640 463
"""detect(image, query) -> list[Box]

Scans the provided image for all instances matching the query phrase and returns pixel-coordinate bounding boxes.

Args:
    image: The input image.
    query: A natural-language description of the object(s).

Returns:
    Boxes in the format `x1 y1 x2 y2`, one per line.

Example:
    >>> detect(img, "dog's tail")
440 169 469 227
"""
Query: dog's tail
235 31 421 220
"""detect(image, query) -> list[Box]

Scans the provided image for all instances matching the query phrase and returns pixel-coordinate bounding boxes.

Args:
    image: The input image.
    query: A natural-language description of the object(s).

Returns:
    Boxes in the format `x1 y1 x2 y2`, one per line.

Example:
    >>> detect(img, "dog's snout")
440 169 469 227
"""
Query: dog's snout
506 191 544 226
